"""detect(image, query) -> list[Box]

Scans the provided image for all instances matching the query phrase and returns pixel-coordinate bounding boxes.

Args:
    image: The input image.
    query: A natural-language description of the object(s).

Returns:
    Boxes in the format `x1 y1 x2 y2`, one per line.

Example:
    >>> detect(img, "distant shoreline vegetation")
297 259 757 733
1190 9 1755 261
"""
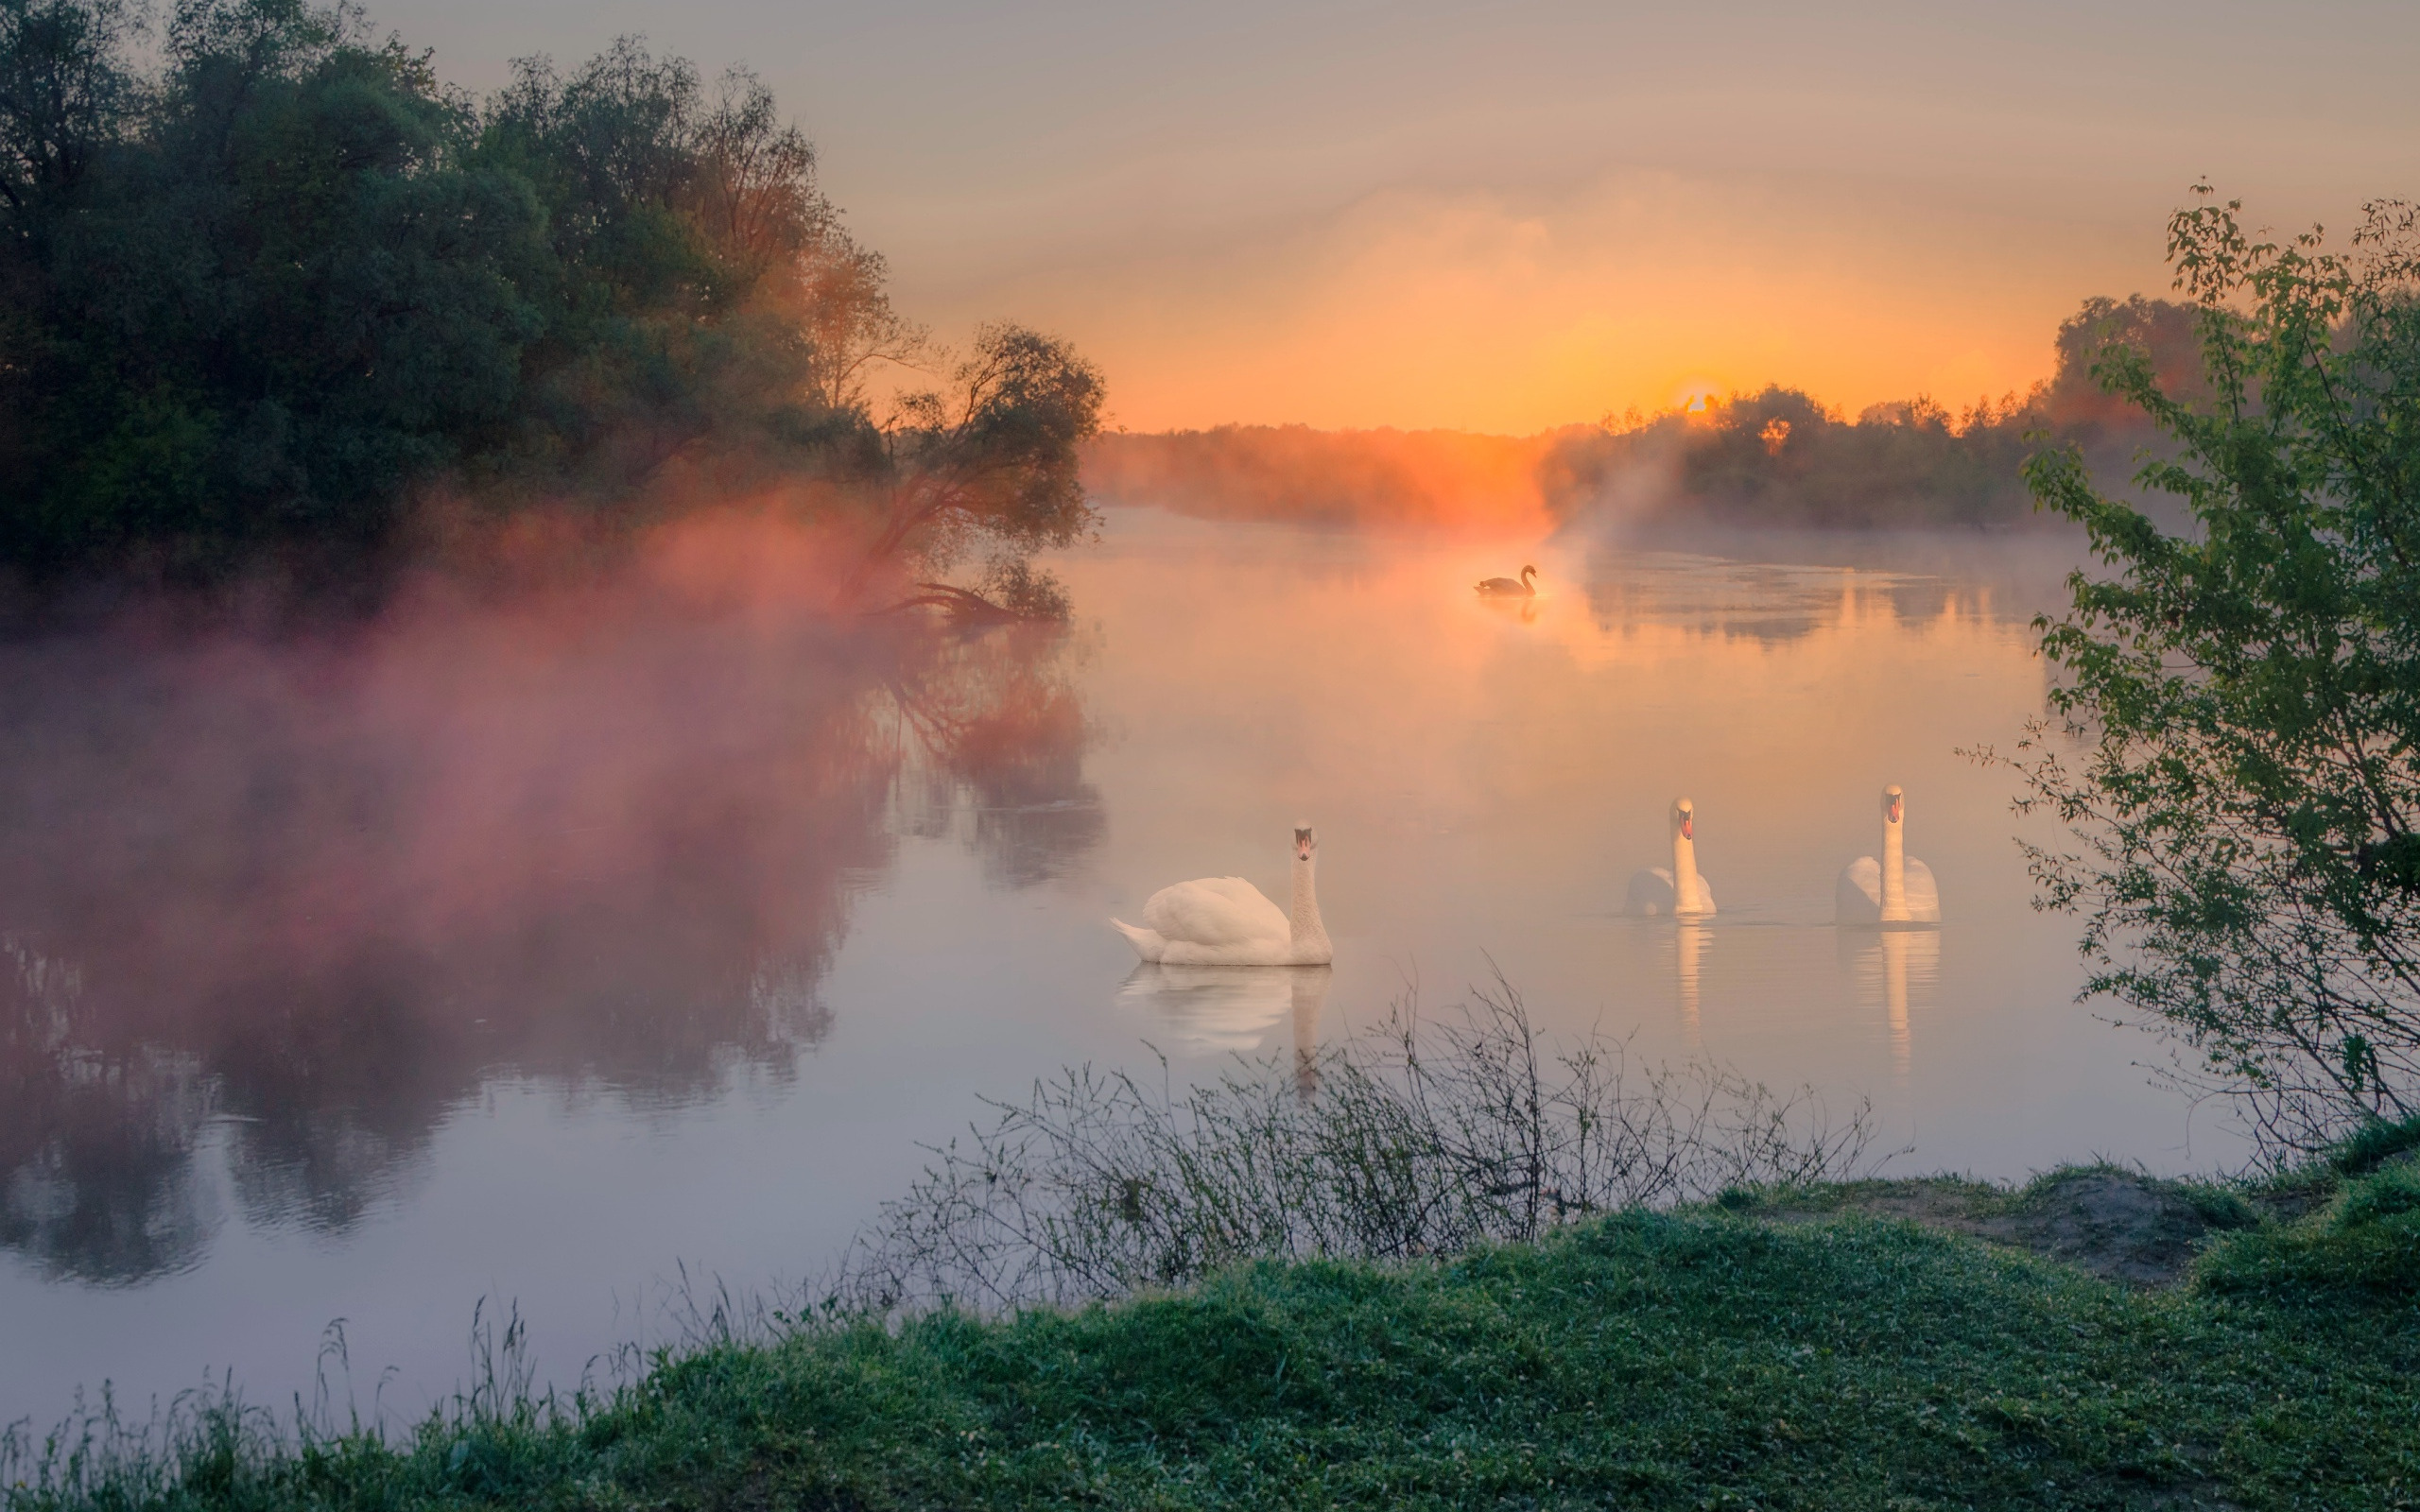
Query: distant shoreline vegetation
0 0 1099 611
1084 295 2204 533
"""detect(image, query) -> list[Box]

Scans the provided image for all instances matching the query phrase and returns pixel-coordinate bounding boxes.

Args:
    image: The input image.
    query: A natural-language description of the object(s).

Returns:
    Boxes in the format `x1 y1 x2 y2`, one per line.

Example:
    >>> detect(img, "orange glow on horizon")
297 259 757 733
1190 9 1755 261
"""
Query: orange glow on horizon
924 169 2146 437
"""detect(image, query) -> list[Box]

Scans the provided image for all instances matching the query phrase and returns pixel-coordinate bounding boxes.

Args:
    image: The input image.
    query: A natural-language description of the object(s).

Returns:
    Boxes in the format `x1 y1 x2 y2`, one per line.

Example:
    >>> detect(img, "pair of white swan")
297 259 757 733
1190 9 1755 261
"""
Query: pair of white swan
1112 824 1333 966
1620 786 1941 924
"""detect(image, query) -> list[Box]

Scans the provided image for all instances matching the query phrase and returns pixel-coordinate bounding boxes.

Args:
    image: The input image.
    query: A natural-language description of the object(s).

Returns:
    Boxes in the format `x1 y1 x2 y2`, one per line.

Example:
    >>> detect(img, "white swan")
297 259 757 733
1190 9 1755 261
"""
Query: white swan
1476 565 1538 596
1113 824 1334 966
1837 783 1941 925
1625 797 1716 917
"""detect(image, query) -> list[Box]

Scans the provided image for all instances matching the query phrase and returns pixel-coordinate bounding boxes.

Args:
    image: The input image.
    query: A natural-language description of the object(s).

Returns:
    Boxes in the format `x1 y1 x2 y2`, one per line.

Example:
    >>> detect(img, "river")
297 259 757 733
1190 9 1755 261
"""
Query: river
0 506 2233 1431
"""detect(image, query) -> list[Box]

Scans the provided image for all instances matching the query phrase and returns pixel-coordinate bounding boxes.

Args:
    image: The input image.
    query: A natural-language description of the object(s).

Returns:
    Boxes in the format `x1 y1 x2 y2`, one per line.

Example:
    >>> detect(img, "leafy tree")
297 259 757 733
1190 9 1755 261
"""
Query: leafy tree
2012 188 2420 1150
0 0 130 221
0 6 1074 610
856 322 1104 615
3 0 545 575
1671 385 2039 526
2038 294 2207 452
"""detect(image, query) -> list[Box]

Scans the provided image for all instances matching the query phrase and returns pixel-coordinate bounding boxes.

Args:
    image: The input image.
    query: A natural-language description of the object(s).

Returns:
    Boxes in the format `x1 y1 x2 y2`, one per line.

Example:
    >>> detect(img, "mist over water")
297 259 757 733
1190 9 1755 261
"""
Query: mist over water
0 507 2234 1430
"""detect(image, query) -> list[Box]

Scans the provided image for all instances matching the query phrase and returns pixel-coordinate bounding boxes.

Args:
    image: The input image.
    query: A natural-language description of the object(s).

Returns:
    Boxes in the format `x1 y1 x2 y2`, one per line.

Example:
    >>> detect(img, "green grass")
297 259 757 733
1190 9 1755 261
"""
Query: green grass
11 1193 2420 1512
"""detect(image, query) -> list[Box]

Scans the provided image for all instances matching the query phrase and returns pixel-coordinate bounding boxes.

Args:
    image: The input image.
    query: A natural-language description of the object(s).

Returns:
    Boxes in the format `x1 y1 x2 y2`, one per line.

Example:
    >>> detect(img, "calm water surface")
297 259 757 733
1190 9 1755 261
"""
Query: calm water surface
0 508 2233 1430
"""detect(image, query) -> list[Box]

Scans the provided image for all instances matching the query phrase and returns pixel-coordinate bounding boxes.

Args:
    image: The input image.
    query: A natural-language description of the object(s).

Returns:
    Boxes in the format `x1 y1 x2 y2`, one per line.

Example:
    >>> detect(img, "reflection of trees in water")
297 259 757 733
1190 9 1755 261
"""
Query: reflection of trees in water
2 940 220 1283
0 607 1098 1283
1575 541 2077 647
1582 558 1969 645
889 625 1105 889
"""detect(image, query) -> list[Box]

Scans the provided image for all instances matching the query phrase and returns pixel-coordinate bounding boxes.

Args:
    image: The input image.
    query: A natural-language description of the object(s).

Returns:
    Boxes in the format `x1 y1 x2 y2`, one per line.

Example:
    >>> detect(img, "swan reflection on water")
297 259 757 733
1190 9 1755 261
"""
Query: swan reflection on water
1672 920 1710 1046
1477 592 1543 626
1116 964 1334 1090
1839 926 1942 1081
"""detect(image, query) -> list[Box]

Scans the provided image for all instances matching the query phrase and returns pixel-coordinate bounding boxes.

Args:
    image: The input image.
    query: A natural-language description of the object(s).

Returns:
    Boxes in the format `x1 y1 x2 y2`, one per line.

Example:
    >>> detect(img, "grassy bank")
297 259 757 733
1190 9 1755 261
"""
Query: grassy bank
10 1142 2420 1511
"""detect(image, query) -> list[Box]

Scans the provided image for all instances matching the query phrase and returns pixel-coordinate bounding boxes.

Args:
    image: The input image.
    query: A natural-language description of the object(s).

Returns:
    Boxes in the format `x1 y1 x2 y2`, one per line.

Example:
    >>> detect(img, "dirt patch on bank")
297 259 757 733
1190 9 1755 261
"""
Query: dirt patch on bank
1760 1170 2248 1286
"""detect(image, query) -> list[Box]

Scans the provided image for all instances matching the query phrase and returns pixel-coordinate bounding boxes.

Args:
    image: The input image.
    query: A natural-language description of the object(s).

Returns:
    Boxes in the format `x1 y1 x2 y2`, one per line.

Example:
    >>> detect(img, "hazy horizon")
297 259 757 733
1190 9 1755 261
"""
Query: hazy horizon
361 0 2418 433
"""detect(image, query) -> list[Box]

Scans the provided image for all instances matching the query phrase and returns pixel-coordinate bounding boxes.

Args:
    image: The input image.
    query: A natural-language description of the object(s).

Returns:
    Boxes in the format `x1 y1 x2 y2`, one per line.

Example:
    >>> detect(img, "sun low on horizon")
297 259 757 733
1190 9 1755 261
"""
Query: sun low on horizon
962 169 2144 435
14 0 2420 1483
346 1 2420 435
378 0 2417 435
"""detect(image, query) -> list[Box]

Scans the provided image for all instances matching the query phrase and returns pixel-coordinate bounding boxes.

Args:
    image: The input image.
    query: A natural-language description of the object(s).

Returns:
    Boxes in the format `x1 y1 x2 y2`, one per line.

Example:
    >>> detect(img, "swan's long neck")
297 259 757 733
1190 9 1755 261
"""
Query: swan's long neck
1672 826 1706 914
1290 854 1330 956
1881 811 1909 921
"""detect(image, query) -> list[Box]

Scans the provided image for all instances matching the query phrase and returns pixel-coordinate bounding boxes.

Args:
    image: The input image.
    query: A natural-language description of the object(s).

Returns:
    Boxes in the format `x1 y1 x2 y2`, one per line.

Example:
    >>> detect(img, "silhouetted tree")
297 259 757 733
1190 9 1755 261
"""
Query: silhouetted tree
0 7 1080 604
859 322 1104 616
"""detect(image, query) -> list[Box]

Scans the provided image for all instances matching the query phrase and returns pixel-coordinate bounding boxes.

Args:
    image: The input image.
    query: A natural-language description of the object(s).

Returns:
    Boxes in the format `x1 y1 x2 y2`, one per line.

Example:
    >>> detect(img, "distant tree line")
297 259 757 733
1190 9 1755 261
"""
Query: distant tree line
1542 295 2206 529
1082 424 1580 532
1083 299 2204 535
0 0 1099 602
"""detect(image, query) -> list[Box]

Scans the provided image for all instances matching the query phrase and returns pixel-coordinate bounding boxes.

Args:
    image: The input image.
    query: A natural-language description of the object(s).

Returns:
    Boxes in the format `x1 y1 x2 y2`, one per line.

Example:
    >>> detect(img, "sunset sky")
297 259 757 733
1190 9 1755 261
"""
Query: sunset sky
382 0 2420 433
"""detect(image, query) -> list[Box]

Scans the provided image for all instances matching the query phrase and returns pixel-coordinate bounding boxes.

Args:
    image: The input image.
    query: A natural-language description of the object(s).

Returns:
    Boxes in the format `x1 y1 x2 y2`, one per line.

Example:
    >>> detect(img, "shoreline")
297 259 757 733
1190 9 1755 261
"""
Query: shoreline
9 1138 2413 1511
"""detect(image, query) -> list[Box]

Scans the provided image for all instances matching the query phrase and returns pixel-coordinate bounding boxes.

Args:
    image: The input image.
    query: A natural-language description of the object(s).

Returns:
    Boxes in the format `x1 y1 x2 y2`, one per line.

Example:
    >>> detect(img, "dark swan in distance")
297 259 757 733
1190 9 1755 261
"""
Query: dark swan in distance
1477 565 1539 596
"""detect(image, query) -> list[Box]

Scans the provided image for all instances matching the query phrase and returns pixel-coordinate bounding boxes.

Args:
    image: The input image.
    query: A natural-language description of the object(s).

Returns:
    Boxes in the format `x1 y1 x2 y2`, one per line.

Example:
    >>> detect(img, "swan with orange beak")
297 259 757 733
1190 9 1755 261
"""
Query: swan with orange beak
1625 798 1717 917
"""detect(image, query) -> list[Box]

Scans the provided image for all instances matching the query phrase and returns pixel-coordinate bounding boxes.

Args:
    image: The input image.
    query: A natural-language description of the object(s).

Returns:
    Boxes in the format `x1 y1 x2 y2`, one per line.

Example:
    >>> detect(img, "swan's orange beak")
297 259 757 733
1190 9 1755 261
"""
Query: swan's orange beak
1295 826 1316 860
1888 796 1903 824
1679 814 1693 840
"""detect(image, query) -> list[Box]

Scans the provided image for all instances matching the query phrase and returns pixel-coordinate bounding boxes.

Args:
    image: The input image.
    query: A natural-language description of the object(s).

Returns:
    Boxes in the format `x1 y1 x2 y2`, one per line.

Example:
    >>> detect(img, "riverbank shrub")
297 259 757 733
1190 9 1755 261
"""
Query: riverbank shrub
2006 190 2420 1152
843 981 1878 1310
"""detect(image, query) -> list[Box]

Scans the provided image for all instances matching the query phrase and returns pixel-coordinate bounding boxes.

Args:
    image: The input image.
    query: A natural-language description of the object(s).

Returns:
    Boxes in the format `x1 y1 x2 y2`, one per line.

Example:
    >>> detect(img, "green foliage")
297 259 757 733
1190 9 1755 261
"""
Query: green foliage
0 0 133 220
852 321 1103 610
2337 1158 2420 1227
2009 188 2420 1152
10 1210 2420 1510
6 0 550 575
0 2 1096 601
2042 295 2208 455
1676 385 2045 526
2194 1160 2420 1304
2328 1110 2420 1176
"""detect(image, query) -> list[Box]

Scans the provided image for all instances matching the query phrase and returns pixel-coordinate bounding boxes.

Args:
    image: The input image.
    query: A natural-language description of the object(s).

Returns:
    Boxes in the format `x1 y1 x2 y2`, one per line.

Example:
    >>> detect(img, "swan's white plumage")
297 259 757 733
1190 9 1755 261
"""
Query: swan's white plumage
1837 784 1941 925
1835 856 1940 924
1112 827 1333 966
1626 867 1678 916
1144 877 1288 949
1625 798 1715 917
1625 867 1719 917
